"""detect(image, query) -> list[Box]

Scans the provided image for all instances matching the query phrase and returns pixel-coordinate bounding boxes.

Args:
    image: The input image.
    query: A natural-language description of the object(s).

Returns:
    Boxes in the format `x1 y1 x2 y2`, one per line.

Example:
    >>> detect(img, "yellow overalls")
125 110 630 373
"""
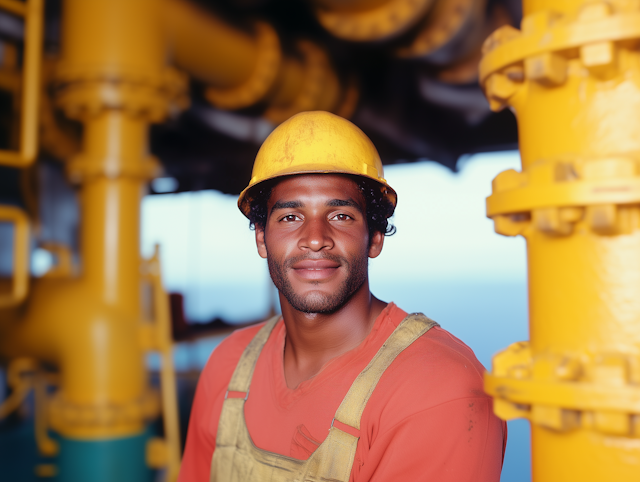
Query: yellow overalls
210 312 439 482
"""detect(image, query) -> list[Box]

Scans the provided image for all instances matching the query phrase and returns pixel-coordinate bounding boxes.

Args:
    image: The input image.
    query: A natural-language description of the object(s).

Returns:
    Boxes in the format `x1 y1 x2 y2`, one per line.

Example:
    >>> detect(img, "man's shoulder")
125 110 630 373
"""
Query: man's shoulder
361 310 498 437
381 307 490 406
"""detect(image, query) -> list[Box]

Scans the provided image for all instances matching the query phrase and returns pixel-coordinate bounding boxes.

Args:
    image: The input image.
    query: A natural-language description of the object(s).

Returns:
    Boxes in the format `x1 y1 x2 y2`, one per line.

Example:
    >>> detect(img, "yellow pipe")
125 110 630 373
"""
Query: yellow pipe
0 0 26 16
481 1 640 480
160 0 257 89
79 113 147 310
62 112 148 416
54 0 164 437
268 58 306 109
56 0 164 83
310 0 435 42
157 0 352 116
0 0 180 442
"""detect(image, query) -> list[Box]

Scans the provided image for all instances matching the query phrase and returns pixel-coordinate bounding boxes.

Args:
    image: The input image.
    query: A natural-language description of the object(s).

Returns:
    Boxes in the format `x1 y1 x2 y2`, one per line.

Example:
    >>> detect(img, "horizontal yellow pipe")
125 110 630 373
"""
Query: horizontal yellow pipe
161 0 258 89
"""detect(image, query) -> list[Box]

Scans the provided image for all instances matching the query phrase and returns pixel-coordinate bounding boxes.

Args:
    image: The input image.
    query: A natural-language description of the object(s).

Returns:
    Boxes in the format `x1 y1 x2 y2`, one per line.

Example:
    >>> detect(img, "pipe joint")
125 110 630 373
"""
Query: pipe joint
49 389 160 439
488 157 640 237
66 154 160 184
486 342 640 437
395 0 487 64
204 22 281 111
264 40 356 124
54 67 189 123
313 0 434 42
480 2 640 112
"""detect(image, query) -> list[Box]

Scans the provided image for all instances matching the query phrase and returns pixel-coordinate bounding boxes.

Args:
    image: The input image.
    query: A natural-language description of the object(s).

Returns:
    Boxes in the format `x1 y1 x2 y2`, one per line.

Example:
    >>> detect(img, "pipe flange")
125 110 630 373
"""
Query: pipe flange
315 0 434 42
66 154 161 184
54 64 164 88
264 40 334 124
205 22 281 110
481 3 640 97
54 67 190 122
487 342 640 436
395 0 486 64
49 389 160 436
488 157 640 237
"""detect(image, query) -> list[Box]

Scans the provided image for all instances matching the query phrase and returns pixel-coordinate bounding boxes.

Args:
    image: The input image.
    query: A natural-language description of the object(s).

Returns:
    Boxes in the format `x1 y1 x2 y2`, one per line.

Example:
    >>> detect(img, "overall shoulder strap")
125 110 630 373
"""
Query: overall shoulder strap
212 316 281 481
227 314 281 394
333 313 439 430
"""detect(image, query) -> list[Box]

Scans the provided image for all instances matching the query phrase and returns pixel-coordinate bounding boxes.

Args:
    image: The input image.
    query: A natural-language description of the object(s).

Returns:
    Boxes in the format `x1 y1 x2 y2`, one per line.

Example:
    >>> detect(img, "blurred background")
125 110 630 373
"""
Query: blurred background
0 0 531 480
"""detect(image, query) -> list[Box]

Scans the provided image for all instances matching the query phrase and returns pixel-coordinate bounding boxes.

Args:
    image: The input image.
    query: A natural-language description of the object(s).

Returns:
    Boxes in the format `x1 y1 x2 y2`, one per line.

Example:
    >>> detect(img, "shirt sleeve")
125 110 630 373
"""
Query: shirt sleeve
178 370 217 482
355 397 506 482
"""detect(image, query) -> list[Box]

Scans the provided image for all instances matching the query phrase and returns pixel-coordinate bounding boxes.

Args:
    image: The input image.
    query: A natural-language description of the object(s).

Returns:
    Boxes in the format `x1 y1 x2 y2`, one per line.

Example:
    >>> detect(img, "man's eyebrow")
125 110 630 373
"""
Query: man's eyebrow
327 198 363 213
271 200 303 214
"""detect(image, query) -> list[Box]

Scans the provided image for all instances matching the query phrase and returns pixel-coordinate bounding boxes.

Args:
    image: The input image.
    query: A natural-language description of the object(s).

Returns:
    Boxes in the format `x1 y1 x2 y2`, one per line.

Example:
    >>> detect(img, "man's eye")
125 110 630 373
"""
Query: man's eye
331 213 352 221
281 214 300 222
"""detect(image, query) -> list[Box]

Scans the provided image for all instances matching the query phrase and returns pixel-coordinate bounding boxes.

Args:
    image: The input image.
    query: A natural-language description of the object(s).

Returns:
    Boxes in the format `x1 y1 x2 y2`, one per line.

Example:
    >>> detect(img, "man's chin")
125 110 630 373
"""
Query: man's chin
285 291 343 315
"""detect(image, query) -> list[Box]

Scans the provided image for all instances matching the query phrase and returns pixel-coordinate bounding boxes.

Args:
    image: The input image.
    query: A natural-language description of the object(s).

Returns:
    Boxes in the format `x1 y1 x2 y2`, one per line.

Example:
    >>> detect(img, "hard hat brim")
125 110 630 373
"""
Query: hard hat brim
237 170 397 218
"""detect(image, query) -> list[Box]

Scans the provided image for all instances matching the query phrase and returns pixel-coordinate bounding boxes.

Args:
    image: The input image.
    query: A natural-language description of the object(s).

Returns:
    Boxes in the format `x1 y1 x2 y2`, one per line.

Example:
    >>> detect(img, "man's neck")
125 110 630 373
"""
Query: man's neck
280 282 387 389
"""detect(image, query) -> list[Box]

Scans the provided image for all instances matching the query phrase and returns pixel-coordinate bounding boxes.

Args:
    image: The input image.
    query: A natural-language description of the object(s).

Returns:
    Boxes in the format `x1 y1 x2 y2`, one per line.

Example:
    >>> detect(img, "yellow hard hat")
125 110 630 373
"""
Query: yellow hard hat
238 111 397 217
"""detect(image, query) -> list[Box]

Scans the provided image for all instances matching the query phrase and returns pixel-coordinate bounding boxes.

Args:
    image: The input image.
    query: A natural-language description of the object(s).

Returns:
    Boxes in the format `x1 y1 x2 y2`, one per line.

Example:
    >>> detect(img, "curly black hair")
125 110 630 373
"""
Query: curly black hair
247 175 396 240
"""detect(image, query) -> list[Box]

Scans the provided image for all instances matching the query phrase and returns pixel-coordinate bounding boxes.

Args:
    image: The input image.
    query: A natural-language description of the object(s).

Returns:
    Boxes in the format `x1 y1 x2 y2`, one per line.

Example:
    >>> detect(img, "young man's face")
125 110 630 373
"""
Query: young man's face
255 174 384 314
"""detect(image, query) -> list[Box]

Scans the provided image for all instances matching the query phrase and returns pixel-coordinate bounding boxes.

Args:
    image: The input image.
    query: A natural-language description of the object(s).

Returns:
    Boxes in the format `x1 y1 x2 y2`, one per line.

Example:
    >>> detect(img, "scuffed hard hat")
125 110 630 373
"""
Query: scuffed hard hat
238 111 397 217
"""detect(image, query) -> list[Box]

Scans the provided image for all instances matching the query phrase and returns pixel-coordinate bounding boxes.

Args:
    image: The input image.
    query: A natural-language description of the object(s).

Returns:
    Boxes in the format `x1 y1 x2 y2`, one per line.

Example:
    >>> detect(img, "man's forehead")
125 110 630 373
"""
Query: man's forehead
267 174 364 204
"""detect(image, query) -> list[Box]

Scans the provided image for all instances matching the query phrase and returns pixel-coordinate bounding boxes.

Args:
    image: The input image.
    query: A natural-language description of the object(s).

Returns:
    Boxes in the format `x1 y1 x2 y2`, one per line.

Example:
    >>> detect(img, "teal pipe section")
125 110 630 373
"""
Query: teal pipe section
57 427 155 482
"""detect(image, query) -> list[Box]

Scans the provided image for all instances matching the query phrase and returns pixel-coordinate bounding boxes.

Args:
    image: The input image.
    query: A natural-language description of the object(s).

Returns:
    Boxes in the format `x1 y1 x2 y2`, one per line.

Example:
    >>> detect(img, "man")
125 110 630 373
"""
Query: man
179 111 507 481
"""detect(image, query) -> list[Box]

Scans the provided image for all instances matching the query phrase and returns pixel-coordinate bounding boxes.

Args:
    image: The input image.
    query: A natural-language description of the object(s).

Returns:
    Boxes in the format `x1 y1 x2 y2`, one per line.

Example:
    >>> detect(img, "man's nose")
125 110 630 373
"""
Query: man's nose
298 217 333 251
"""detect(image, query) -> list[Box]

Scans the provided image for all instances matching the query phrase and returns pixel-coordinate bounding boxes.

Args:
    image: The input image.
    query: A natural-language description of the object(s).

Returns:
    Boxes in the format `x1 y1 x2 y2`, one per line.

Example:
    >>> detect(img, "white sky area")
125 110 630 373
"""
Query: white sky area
140 150 526 323
369 151 525 281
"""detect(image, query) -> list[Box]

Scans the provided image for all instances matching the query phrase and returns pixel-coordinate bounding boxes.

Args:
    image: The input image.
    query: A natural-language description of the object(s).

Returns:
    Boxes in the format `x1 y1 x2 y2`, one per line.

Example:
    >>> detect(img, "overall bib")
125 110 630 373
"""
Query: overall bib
210 313 438 482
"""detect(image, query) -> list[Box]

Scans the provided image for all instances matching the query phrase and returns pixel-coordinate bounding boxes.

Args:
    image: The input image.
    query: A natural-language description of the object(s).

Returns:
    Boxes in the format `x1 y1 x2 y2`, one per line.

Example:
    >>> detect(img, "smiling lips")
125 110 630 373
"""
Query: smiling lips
291 259 341 280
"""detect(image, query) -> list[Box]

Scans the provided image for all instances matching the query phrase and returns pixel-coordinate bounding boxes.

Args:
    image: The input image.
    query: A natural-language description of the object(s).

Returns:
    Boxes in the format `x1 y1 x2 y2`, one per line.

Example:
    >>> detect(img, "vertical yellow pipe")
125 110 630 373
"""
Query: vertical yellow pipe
57 0 163 79
61 112 149 410
482 1 640 481
80 113 147 311
50 0 169 438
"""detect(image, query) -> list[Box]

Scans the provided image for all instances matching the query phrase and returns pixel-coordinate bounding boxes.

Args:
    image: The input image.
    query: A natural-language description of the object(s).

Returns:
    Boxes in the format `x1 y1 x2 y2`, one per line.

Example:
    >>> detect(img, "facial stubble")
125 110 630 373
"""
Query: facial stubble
267 250 369 314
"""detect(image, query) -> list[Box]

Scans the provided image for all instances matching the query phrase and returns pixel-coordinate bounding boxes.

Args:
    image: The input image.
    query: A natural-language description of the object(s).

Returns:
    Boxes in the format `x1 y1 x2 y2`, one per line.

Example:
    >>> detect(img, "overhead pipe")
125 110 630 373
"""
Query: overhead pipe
160 0 356 122
161 0 259 90
308 0 511 88
308 0 488 62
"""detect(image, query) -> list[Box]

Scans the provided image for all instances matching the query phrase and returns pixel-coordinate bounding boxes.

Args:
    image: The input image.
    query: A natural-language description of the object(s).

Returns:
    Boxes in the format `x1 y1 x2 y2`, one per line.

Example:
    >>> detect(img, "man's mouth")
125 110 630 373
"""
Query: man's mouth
290 259 341 280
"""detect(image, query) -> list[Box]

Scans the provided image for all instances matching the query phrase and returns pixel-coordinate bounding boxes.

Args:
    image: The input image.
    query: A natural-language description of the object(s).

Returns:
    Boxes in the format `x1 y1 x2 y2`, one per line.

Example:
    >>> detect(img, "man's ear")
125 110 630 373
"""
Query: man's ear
256 227 268 259
368 230 384 259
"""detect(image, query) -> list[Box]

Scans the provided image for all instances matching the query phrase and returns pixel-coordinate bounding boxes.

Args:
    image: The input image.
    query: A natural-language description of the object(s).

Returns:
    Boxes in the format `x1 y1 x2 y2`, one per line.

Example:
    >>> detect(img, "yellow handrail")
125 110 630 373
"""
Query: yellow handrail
142 245 181 482
0 205 30 308
0 0 43 167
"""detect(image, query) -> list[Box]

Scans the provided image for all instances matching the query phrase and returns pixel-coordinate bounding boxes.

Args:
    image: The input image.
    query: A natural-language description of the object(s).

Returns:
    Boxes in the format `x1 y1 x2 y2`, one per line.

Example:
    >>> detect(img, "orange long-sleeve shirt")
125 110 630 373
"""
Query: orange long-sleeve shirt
179 303 507 481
